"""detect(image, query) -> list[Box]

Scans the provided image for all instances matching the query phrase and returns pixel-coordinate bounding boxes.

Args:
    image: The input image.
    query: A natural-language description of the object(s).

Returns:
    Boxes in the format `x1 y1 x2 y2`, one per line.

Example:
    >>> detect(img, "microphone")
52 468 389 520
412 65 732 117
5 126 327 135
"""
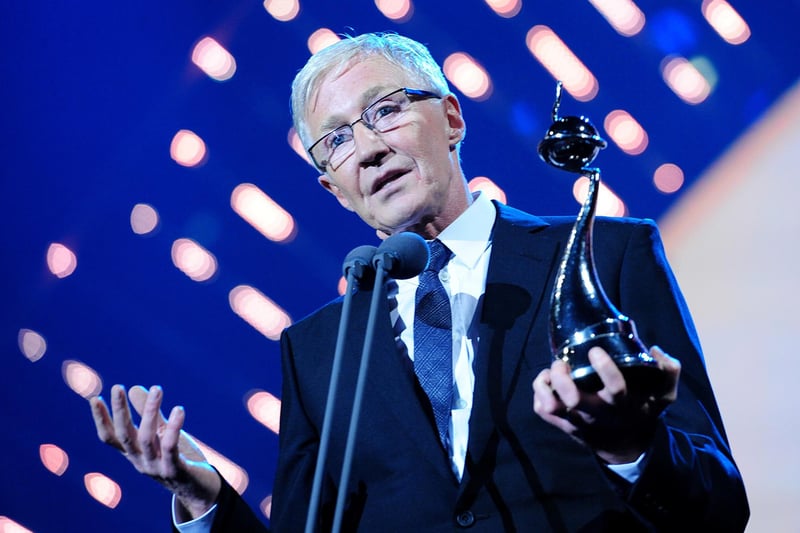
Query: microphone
372 231 429 279
342 244 378 281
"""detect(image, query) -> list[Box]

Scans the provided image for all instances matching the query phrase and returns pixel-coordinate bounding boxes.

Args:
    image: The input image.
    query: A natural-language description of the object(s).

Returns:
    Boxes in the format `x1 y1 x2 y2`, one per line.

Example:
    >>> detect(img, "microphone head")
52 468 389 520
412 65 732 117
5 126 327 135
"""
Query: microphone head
373 232 429 280
342 244 378 281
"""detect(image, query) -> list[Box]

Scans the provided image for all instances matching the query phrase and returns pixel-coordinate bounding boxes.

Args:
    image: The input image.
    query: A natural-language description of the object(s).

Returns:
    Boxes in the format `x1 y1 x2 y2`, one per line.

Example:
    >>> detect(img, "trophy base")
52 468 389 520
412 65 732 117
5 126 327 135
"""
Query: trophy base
571 356 666 397
553 318 668 397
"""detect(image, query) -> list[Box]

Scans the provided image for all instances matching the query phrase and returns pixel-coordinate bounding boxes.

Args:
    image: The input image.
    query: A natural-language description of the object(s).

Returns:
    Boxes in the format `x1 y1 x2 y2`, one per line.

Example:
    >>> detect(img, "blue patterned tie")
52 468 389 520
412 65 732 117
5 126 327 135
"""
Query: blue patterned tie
414 239 453 448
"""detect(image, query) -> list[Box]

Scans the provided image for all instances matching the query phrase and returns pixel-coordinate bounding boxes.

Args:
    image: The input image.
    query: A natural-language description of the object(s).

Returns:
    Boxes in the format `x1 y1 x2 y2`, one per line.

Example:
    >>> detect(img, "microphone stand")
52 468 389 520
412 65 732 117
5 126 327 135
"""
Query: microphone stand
330 261 389 533
304 246 375 533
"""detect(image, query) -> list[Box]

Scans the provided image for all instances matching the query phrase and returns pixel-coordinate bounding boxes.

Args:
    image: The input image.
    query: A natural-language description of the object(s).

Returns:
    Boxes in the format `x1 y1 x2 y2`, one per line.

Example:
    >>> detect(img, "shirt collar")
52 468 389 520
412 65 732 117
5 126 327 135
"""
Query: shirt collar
436 191 496 269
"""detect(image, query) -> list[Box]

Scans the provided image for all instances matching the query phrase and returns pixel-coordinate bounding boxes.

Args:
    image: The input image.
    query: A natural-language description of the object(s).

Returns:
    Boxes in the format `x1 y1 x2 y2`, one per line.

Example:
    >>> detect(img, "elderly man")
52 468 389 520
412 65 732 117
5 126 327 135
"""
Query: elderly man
91 32 748 532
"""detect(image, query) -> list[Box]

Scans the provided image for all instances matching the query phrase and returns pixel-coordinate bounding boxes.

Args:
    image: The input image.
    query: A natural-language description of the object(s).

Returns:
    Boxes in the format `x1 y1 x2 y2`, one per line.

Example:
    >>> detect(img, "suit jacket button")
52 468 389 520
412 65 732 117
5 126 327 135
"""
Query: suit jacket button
456 511 475 527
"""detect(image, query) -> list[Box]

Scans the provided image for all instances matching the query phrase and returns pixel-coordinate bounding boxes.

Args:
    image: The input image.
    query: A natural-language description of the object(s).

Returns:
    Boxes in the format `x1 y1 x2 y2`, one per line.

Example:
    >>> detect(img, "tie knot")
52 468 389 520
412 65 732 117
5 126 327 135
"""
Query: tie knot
426 240 451 273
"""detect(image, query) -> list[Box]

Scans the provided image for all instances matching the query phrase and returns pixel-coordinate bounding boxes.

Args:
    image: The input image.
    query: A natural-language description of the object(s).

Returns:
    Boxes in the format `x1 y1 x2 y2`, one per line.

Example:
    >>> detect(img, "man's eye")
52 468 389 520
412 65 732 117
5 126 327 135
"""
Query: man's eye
373 102 402 121
328 130 352 149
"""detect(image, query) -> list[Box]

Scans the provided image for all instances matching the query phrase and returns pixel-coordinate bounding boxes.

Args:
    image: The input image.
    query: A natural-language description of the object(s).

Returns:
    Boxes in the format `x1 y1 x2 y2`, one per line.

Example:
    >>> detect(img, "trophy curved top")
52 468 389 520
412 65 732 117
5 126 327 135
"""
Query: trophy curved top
537 81 607 173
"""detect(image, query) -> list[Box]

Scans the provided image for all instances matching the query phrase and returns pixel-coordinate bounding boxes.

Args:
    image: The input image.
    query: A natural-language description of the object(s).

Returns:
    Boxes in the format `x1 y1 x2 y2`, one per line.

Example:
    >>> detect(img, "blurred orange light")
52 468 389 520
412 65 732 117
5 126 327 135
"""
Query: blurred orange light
84 472 122 509
246 390 282 434
62 360 103 399
604 109 648 155
653 163 685 193
18 328 47 362
171 238 218 282
229 285 292 340
47 242 77 278
661 56 712 105
526 25 599 101
261 494 273 520
307 28 340 54
288 127 313 166
0 516 34 533
191 37 236 81
468 177 507 204
375 0 413 22
443 52 493 101
588 0 646 36
130 203 159 235
231 183 297 243
702 0 750 45
170 130 207 167
263 0 299 21
484 0 522 18
190 434 249 494
572 176 626 217
40 444 69 476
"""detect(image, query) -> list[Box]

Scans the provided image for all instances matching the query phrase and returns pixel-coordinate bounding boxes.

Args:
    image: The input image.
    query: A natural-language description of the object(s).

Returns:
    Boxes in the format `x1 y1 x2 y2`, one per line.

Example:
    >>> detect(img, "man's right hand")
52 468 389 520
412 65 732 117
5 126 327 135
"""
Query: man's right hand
89 385 221 520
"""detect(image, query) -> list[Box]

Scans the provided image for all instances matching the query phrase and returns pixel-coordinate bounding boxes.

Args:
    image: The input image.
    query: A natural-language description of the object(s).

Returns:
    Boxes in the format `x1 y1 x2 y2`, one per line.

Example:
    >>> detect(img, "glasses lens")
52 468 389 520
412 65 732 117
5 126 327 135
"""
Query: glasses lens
365 91 409 132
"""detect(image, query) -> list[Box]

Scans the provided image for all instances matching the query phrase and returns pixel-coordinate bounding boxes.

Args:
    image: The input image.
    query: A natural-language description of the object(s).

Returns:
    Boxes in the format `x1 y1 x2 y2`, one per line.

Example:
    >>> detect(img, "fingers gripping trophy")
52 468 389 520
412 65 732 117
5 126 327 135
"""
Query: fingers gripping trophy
538 81 667 398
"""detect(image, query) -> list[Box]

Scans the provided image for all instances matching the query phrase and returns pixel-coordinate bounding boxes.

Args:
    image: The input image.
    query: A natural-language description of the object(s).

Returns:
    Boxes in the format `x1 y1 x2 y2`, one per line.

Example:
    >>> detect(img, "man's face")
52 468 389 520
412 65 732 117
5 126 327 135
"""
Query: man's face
306 56 468 238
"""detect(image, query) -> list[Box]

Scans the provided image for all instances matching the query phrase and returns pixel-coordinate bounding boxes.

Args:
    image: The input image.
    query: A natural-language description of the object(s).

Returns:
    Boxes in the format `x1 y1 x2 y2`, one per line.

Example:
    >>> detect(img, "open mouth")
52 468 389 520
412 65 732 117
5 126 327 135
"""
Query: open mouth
371 170 407 195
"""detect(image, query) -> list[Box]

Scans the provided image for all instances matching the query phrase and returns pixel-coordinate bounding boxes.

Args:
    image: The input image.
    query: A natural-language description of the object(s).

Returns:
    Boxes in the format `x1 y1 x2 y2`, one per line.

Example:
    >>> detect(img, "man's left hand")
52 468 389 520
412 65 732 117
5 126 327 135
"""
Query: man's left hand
532 346 680 464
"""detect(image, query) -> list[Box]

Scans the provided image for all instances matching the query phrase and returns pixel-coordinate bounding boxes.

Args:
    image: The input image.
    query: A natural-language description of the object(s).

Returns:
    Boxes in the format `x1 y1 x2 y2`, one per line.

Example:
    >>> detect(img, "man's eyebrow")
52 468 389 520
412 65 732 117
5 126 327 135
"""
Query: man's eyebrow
318 86 392 132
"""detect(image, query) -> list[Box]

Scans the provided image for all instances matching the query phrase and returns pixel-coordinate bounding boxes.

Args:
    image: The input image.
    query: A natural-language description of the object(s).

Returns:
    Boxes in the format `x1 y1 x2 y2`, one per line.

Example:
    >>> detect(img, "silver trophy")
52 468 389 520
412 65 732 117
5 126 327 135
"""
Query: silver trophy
538 82 665 396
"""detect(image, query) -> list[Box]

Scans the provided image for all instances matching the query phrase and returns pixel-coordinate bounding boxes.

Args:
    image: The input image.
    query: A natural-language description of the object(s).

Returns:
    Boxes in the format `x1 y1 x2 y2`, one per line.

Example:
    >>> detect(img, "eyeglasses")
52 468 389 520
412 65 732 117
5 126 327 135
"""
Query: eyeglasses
307 87 442 171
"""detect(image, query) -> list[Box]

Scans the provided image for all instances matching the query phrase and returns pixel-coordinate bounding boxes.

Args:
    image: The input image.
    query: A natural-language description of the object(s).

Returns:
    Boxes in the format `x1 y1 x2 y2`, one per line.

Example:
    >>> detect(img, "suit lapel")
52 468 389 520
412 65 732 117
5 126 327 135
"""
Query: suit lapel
347 284 457 484
465 203 561 471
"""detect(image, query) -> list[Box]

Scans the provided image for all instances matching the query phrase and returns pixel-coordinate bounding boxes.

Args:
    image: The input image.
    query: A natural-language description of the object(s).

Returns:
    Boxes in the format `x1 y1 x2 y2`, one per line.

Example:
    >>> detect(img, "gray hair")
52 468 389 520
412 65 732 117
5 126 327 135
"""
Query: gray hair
291 32 452 148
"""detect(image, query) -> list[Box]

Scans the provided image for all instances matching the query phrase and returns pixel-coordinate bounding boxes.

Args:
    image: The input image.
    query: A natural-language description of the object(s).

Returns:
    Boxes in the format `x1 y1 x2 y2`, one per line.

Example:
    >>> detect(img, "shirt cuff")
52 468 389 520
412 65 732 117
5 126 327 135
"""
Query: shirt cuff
172 494 218 533
606 452 645 483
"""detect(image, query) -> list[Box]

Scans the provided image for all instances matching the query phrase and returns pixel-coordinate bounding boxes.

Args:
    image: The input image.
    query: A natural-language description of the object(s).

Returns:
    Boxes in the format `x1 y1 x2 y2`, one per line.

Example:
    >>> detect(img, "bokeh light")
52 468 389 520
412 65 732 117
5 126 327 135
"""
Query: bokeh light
484 0 522 18
288 127 313 166
572 176 626 217
702 0 751 45
443 52 493 101
246 390 282 434
526 25 599 101
0 517 34 533
654 162 685 193
40 444 69 476
18 329 47 362
47 243 77 278
661 56 712 104
261 494 273 520
170 130 207 167
191 435 250 494
191 37 236 81
263 0 300 21
307 28 340 54
231 183 297 243
588 0 646 36
130 203 159 235
171 238 218 282
468 176 507 204
62 360 103 399
604 109 649 155
229 285 292 340
375 0 413 22
84 473 122 509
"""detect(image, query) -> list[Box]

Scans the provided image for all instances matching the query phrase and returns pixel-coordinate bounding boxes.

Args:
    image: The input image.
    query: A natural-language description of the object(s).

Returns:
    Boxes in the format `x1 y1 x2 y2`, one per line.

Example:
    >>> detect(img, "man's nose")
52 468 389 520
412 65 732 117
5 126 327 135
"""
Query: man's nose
352 121 390 165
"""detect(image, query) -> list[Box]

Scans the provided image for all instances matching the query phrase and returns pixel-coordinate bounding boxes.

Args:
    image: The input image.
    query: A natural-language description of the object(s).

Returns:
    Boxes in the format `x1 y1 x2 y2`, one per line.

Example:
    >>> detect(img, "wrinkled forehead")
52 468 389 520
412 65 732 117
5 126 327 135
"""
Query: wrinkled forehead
304 56 420 137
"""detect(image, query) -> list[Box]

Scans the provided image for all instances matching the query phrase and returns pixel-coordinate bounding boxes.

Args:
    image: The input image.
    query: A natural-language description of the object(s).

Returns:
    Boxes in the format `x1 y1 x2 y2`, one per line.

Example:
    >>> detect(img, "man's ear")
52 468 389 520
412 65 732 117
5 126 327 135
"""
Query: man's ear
317 174 354 211
443 94 466 147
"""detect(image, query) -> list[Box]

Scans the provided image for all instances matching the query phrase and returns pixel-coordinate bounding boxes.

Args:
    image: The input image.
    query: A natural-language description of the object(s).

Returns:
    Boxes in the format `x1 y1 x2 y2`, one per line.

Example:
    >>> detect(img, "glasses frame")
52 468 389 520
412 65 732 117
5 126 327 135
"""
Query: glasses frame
307 87 442 171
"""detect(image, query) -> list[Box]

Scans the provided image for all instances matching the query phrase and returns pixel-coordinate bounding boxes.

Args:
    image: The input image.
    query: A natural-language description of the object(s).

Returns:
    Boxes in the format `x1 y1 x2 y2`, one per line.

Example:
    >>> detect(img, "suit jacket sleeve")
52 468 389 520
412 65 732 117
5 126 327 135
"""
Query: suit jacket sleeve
608 218 749 530
170 468 270 533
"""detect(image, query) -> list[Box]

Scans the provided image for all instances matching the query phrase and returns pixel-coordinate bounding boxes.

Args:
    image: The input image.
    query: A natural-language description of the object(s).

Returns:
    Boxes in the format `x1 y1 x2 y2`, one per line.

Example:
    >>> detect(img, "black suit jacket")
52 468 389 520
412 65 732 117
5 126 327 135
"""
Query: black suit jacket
208 202 748 532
